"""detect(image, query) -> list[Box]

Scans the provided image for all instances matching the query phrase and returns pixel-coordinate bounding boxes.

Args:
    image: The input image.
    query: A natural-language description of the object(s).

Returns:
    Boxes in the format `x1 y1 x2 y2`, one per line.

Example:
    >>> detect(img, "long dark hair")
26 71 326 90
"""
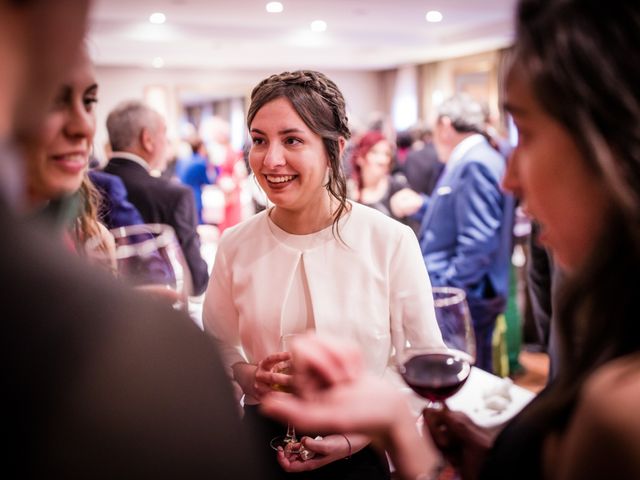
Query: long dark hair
247 70 351 238
512 0 640 427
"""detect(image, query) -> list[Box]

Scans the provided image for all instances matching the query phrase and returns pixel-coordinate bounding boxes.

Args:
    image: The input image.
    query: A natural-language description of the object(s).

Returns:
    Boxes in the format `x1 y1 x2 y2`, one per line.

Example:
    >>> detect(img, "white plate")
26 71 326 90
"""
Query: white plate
446 367 536 432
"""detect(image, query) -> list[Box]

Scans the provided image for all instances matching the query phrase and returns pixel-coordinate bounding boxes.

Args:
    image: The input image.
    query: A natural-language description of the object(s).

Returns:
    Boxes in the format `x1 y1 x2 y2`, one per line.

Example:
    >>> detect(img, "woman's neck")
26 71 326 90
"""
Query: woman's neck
270 193 336 235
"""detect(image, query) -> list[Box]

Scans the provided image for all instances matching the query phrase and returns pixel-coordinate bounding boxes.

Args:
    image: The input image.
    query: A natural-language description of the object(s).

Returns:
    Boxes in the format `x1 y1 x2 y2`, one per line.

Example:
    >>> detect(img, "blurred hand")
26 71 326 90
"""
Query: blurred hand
134 284 181 305
261 334 403 437
423 406 494 480
262 334 441 479
390 188 424 218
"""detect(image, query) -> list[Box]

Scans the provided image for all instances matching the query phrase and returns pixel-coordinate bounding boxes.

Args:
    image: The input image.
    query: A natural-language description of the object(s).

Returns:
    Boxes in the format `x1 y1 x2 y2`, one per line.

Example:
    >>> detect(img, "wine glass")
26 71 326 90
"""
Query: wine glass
86 223 193 311
397 286 476 410
270 333 301 451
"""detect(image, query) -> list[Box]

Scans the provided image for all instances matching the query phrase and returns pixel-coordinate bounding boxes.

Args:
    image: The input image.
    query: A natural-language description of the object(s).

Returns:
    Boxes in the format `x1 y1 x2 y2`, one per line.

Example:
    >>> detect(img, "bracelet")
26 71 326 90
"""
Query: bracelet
341 434 352 460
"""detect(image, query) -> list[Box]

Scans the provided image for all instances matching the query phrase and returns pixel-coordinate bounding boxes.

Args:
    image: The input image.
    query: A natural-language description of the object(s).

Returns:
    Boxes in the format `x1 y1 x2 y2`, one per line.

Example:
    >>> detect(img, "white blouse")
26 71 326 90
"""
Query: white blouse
203 201 443 400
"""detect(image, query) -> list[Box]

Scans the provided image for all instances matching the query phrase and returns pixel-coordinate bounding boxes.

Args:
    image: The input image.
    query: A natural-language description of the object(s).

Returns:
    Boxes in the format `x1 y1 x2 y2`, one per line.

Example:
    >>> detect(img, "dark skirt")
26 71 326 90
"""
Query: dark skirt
243 404 390 480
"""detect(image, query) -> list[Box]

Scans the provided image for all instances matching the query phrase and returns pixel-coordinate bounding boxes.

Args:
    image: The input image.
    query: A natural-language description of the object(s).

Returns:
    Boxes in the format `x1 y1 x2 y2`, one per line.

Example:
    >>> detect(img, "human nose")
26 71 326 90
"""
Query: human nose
65 102 94 140
263 142 286 169
502 148 520 196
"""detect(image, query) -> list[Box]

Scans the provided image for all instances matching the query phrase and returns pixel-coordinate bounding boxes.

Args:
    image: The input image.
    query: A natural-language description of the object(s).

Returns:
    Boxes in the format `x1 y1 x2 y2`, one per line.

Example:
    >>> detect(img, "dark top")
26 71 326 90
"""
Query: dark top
104 157 209 295
2 200 266 479
480 388 551 480
361 173 409 220
400 143 444 196
88 169 144 229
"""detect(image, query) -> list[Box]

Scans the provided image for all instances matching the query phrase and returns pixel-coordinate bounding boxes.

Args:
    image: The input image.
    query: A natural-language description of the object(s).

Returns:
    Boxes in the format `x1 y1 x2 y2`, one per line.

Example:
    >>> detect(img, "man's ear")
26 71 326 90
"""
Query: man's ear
140 127 153 153
440 116 454 138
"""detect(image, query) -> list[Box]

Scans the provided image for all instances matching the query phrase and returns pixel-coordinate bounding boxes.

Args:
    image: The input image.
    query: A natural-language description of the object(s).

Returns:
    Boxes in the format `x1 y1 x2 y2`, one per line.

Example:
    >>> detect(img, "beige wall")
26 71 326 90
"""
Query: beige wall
92 47 510 164
93 66 384 163
418 49 508 126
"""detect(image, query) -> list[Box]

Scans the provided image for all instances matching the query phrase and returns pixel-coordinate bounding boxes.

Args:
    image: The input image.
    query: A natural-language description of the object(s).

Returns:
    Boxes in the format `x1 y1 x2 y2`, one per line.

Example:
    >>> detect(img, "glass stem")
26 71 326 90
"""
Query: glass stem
285 422 297 443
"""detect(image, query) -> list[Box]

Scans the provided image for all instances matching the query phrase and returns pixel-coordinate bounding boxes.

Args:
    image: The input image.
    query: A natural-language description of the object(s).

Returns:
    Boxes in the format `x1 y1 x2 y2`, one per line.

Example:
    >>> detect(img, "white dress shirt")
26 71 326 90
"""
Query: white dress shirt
203 201 443 403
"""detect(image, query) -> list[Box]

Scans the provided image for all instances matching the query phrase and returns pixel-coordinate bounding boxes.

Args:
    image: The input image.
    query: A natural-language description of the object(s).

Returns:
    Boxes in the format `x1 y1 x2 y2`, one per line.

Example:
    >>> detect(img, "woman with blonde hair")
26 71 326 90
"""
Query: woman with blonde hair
25 47 114 260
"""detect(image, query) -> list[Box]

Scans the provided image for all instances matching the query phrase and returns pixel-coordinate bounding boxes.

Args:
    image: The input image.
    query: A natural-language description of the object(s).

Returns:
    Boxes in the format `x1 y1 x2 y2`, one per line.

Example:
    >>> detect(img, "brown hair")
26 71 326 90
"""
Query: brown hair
247 70 351 237
510 0 640 431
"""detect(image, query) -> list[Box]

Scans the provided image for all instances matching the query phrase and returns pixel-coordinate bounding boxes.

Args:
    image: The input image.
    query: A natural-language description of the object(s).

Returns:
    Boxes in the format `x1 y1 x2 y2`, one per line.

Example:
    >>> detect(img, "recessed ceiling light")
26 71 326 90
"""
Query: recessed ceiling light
310 20 327 32
425 10 443 23
266 2 283 13
149 12 166 24
152 57 165 68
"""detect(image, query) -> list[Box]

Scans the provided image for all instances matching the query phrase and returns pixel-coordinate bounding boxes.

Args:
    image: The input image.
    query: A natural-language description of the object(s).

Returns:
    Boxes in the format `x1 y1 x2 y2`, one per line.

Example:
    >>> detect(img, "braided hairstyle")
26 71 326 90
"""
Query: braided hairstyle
247 70 351 237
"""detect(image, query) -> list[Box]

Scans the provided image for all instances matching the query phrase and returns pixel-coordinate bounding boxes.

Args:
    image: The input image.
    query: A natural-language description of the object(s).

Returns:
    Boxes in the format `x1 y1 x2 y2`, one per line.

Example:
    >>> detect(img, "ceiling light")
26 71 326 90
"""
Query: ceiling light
425 10 443 23
149 12 166 24
310 20 327 32
152 57 165 68
266 2 283 13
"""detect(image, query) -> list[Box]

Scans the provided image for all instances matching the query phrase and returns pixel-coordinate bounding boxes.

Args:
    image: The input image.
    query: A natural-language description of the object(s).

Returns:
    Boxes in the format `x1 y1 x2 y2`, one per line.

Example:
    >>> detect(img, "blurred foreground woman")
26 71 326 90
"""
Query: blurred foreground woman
262 0 640 479
24 47 114 259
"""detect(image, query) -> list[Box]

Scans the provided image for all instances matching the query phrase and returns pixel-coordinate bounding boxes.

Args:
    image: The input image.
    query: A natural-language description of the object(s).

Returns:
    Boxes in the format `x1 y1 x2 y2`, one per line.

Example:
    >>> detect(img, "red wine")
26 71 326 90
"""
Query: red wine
402 352 471 402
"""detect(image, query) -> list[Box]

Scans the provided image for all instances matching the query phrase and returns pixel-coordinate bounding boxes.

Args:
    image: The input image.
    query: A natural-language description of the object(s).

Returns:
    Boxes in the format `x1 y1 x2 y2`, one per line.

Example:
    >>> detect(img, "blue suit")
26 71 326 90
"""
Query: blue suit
88 170 144 229
419 135 514 372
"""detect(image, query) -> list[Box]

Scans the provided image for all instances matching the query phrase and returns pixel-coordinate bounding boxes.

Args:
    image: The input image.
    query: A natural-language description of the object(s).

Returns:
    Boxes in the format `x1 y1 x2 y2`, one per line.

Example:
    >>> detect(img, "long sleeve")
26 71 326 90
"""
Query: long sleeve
202 239 246 371
390 225 443 352
429 162 504 290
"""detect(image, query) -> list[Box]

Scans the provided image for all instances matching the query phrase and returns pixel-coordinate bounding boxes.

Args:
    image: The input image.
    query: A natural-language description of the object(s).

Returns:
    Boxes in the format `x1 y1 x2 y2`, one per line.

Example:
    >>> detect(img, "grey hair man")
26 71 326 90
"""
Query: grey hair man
423 93 514 372
392 93 514 373
1 1 262 477
104 100 210 294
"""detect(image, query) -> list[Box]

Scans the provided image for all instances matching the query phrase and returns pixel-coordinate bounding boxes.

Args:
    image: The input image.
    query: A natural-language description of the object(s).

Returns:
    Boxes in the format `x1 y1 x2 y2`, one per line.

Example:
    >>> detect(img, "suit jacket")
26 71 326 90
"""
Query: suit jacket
2 200 265 479
401 142 444 196
104 157 209 295
419 135 514 312
88 169 144 229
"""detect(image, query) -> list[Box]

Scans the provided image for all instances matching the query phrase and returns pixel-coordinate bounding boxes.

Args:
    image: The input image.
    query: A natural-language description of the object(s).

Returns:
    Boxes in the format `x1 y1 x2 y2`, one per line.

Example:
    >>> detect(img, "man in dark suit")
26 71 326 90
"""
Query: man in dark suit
2 0 264 477
401 141 444 196
104 101 209 295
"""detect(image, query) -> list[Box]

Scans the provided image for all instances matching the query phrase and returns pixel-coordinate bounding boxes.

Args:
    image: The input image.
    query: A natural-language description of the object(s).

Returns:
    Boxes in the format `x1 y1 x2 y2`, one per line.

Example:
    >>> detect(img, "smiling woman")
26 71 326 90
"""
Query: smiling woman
202 70 444 479
25 46 113 257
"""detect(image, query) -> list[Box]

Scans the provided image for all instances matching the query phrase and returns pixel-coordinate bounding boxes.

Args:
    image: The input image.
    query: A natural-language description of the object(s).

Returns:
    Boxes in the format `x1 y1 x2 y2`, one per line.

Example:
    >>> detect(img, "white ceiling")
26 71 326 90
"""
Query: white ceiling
88 0 517 71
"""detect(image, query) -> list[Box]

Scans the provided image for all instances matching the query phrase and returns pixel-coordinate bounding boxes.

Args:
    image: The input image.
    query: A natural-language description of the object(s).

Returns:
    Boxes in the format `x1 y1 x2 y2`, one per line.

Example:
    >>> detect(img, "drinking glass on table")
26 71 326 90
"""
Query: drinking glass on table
86 223 193 311
397 286 476 410
270 333 302 451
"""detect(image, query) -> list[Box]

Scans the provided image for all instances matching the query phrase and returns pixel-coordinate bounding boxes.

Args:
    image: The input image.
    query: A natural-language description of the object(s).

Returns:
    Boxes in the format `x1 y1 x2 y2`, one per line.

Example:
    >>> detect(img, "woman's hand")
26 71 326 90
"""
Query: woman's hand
390 188 424 217
276 433 368 472
261 334 441 479
232 352 291 401
423 406 494 480
261 334 400 437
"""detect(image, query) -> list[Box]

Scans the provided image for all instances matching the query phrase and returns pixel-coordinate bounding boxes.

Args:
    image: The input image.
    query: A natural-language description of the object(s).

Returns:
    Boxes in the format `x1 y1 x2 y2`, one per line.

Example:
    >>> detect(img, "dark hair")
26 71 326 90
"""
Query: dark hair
247 70 351 237
512 0 640 429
